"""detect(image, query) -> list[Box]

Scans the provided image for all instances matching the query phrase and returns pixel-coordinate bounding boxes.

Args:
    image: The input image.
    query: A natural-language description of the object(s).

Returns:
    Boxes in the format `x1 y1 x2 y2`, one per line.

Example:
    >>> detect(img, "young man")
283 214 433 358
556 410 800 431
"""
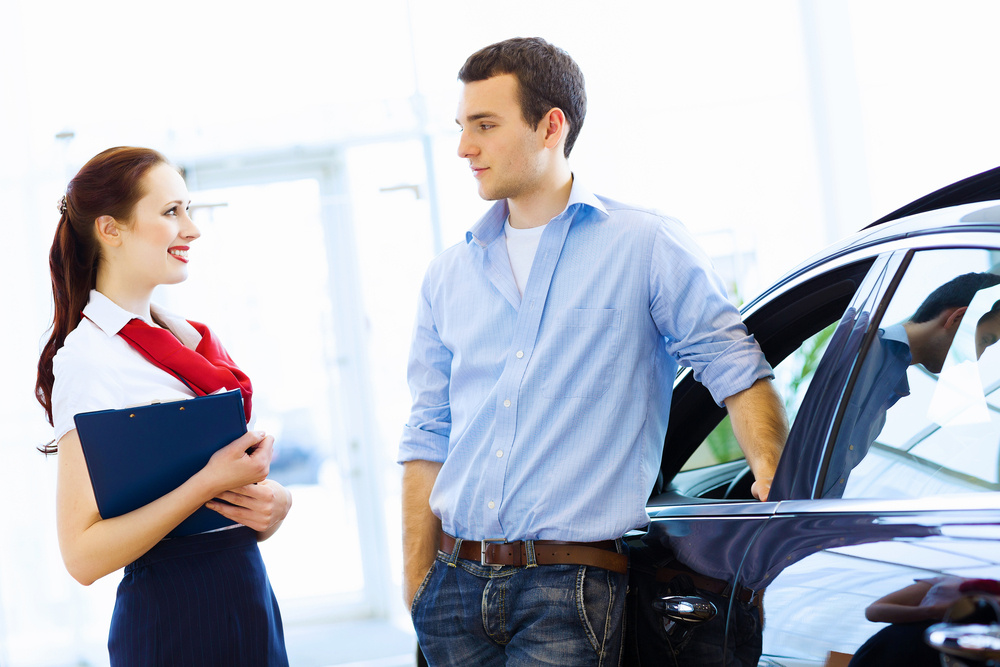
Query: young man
399 37 787 666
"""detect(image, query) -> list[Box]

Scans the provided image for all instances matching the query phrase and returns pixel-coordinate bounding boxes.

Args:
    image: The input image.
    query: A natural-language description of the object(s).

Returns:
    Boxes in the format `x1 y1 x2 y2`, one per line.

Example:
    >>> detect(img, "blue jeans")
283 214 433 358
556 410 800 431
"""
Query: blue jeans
411 542 628 666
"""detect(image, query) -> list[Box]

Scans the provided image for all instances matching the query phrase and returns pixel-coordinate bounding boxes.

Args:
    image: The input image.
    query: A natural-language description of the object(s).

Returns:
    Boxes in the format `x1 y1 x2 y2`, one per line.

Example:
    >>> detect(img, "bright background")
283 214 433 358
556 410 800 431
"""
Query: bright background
3 1 1000 665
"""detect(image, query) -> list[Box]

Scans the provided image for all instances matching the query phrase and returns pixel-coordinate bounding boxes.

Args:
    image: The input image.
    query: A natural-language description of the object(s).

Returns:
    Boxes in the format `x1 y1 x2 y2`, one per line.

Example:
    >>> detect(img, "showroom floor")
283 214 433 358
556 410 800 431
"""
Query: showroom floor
284 618 417 667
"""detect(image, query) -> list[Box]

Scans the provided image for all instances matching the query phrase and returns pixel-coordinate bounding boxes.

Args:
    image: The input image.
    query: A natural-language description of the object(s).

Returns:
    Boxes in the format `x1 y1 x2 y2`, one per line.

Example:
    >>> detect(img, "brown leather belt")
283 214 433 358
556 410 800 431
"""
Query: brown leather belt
441 532 628 575
655 560 760 606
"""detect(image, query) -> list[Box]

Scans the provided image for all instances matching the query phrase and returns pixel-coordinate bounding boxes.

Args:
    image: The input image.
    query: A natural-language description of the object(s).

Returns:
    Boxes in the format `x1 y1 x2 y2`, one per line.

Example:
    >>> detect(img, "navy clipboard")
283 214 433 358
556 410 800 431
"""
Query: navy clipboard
73 389 247 538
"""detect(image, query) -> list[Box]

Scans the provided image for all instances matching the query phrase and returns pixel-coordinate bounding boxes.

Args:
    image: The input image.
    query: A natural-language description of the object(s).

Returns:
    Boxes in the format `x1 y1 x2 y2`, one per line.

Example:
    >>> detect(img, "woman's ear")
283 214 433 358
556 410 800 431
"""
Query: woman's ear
94 215 123 247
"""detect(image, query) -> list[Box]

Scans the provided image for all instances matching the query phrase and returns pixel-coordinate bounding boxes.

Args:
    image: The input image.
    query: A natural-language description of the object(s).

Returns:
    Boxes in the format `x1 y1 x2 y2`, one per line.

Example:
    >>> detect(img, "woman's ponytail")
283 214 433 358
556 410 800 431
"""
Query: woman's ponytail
35 202 100 430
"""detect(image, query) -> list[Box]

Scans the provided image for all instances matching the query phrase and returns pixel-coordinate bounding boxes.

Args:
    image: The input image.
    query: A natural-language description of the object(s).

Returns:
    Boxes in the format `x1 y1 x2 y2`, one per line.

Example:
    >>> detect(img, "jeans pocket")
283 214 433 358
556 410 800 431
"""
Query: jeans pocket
575 565 626 661
410 559 440 618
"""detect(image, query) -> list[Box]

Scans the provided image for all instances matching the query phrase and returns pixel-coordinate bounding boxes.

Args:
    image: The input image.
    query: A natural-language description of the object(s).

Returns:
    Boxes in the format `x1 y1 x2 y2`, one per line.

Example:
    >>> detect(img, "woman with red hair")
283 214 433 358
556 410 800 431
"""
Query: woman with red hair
36 147 290 666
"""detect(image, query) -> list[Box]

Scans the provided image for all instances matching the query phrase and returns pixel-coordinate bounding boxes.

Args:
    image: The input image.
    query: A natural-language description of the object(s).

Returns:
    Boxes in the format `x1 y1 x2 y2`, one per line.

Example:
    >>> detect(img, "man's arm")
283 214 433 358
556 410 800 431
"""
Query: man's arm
723 378 788 501
402 459 443 608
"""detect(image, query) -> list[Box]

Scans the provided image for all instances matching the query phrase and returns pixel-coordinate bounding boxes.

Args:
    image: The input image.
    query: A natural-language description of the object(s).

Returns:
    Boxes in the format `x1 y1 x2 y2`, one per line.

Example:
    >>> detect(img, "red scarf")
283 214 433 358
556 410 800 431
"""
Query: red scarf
117 318 253 422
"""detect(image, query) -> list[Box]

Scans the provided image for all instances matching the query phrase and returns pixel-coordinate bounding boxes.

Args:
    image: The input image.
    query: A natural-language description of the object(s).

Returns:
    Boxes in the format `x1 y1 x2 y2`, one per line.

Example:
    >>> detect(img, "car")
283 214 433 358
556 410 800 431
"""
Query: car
624 165 1000 666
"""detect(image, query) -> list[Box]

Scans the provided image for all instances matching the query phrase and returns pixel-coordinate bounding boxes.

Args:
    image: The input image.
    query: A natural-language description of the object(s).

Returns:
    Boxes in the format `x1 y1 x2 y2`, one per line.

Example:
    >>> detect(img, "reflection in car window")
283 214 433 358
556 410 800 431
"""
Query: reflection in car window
682 321 838 471
830 249 1000 499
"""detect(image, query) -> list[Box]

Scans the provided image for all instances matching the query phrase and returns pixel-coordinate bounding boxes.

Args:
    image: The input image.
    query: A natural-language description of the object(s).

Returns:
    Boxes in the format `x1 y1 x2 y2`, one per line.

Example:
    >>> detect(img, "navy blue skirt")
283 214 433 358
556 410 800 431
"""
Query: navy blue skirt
109 526 288 666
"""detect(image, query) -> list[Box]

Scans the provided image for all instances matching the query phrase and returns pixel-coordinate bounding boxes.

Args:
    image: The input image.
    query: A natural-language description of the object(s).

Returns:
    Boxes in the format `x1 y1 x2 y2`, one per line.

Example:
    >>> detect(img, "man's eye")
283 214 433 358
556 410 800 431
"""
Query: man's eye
480 124 495 131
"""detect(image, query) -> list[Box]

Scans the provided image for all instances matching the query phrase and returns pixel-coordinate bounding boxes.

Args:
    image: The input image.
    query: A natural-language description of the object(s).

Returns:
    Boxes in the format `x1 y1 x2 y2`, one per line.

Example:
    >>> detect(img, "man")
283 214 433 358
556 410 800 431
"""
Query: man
823 271 1000 497
399 37 787 666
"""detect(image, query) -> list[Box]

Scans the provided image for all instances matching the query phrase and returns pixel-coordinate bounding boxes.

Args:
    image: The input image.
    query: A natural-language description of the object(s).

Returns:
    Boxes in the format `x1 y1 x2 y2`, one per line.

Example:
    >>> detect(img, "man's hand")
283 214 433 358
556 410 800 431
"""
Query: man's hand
404 562 435 610
750 478 772 502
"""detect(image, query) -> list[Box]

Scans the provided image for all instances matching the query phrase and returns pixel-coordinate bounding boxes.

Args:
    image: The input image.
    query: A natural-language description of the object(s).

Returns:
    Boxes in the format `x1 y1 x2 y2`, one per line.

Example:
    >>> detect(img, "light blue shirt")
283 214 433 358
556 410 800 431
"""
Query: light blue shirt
398 179 772 542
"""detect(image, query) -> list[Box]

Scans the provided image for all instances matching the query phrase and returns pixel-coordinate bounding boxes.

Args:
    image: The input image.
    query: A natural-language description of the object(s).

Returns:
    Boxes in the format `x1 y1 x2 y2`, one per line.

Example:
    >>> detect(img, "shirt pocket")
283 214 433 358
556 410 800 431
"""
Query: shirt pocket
541 308 622 399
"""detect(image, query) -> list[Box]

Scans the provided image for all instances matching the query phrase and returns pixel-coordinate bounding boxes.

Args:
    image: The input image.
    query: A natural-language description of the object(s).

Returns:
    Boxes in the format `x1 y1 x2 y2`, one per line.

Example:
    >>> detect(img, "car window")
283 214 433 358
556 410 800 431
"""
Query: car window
825 248 1000 499
681 320 838 471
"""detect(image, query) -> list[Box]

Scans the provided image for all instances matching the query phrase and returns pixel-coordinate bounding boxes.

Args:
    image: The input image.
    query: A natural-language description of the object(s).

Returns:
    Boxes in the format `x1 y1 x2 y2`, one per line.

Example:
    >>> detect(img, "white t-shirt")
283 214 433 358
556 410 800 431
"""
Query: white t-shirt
51 290 249 443
504 218 547 297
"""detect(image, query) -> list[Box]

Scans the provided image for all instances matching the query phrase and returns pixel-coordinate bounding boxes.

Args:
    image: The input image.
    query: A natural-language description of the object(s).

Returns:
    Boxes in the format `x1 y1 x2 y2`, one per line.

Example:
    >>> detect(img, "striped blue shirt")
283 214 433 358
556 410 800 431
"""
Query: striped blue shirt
398 179 772 542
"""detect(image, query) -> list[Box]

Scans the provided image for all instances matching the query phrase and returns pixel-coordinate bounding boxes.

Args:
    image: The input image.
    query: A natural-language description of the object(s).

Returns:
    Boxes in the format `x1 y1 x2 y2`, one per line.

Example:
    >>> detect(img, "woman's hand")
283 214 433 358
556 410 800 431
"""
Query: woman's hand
56 428 278 585
199 431 274 497
206 479 292 537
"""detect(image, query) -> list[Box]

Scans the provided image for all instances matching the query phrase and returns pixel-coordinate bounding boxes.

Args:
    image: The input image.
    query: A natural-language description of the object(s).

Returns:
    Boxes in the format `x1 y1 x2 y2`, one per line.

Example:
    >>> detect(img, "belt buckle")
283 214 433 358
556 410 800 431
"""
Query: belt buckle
481 538 505 566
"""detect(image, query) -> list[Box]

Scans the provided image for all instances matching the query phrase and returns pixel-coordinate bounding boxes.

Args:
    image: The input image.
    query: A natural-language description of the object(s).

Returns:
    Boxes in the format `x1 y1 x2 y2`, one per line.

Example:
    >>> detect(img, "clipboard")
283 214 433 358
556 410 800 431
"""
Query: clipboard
73 389 248 538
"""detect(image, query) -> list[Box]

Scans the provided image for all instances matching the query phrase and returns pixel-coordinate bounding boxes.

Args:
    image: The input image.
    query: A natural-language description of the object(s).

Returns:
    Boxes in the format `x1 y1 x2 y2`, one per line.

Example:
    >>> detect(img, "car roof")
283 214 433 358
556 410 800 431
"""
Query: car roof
867 164 1000 227
742 166 1000 317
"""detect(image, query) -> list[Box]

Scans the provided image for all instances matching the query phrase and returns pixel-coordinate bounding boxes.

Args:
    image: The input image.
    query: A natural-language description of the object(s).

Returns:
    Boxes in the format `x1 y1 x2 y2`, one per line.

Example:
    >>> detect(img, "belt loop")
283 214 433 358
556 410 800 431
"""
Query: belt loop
524 540 538 568
720 582 734 599
446 536 462 567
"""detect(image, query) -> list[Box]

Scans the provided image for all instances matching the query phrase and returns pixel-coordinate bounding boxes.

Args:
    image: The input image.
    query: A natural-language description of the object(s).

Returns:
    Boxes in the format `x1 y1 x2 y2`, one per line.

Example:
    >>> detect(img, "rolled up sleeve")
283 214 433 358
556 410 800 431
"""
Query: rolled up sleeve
649 219 773 406
397 275 453 464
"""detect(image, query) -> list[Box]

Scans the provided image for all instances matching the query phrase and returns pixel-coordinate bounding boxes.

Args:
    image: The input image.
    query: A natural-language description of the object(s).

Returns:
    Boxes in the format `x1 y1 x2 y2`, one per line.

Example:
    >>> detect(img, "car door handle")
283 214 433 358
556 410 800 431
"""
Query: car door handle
652 595 717 624
925 622 1000 660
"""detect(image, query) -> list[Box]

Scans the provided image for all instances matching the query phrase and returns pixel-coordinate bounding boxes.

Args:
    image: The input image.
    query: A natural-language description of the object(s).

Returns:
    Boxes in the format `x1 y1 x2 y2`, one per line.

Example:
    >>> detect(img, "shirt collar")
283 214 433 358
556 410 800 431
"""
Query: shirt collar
465 176 609 247
881 322 911 347
83 289 152 336
82 289 201 348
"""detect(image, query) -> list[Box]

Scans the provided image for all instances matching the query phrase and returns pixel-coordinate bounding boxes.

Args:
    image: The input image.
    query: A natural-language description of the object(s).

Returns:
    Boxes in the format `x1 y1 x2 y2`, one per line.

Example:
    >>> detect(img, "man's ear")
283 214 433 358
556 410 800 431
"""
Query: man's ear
541 108 567 149
943 306 968 330
94 215 122 247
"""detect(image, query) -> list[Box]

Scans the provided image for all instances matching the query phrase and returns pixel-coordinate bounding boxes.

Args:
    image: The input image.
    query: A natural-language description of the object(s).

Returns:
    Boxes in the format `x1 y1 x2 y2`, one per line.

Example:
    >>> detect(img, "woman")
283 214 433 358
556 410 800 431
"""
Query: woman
36 147 291 665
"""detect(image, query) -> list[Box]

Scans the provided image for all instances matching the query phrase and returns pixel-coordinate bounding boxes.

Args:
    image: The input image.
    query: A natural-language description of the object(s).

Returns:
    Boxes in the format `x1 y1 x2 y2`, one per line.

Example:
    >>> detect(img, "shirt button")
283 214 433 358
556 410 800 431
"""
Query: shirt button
503 399 511 408
516 351 524 359
496 449 503 458
488 501 495 509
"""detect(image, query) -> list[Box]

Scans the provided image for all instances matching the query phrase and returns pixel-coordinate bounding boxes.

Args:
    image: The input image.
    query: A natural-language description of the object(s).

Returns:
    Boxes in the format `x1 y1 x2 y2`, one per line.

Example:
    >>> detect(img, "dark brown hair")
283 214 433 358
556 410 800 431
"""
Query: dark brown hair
459 37 587 158
910 272 1000 323
36 147 168 438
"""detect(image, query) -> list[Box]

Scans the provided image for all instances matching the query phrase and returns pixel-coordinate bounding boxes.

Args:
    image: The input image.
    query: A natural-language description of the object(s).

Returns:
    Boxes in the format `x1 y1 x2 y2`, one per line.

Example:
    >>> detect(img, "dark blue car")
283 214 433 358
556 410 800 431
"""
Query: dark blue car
626 166 1000 666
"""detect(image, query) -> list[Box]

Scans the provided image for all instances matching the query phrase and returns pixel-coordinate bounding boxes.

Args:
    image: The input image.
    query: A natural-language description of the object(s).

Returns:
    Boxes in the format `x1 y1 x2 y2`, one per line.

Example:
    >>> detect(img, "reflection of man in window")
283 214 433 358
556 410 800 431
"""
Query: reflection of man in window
976 300 1000 359
823 272 1000 497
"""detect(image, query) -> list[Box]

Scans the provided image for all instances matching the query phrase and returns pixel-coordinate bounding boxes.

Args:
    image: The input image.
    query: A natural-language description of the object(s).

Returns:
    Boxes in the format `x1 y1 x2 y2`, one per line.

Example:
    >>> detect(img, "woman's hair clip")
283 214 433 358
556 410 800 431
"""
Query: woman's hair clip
58 195 68 215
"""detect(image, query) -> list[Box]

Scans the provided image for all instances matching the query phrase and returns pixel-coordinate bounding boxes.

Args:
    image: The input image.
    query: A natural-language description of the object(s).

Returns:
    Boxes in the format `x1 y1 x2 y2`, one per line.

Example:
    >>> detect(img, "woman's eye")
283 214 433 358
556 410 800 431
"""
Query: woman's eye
165 207 178 216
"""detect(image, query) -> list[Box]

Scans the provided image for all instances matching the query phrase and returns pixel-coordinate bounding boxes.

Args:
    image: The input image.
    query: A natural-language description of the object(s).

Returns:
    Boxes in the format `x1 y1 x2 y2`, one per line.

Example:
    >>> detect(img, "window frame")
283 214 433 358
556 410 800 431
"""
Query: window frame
816 242 1000 500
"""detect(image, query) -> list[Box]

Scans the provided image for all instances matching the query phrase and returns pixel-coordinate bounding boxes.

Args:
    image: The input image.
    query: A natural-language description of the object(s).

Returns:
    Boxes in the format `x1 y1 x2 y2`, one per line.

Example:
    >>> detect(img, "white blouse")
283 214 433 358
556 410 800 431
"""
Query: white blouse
51 290 244 443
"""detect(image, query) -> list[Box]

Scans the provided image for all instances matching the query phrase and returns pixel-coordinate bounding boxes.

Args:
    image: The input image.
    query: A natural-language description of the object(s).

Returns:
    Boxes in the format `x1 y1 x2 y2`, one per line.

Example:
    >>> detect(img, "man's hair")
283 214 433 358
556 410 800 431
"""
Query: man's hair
910 271 1000 323
458 37 586 158
977 300 1000 328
